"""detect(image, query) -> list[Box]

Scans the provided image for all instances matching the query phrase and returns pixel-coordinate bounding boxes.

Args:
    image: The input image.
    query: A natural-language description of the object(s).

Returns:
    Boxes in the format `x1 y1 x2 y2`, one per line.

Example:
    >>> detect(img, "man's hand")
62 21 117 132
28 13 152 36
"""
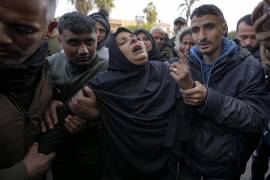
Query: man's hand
181 81 208 106
41 100 63 132
170 50 194 90
23 143 55 178
64 115 87 133
69 86 99 120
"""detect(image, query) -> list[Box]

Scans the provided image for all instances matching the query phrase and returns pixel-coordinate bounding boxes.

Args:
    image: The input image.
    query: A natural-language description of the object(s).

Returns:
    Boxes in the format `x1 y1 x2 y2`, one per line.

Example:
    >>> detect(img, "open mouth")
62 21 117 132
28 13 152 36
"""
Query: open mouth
132 44 143 54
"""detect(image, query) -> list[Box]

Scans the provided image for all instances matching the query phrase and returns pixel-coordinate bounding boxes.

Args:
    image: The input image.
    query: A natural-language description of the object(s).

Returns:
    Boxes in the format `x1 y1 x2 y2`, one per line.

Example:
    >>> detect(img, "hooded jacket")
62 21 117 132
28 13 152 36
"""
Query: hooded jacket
183 38 270 177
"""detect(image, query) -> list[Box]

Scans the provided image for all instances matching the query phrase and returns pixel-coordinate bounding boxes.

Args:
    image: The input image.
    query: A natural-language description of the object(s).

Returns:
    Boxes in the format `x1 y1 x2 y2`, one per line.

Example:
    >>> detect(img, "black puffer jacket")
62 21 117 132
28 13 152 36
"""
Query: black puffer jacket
183 47 270 178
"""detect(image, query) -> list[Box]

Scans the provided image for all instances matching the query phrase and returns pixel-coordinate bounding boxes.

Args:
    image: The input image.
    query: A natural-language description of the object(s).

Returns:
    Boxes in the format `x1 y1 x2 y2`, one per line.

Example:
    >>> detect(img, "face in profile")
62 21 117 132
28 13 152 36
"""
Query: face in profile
0 0 50 65
191 14 226 60
116 31 148 65
136 32 153 53
59 29 97 66
180 34 194 55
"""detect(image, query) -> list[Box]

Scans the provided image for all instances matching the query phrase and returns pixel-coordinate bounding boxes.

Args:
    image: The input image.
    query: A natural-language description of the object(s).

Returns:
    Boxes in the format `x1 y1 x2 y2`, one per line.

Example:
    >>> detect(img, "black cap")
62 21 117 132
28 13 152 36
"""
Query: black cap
174 17 186 25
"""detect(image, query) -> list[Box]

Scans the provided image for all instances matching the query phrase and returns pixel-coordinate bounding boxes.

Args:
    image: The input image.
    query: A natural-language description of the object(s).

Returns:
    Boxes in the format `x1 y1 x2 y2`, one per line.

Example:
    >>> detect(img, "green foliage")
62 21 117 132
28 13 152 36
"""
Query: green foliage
124 24 154 32
228 31 236 40
68 0 115 14
95 0 115 12
143 2 158 25
178 0 200 24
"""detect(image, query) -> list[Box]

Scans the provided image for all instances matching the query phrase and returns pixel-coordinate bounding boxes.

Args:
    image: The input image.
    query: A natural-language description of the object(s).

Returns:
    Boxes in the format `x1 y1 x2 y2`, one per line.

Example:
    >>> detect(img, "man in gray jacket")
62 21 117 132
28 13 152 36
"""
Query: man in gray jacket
170 4 270 179
40 12 107 180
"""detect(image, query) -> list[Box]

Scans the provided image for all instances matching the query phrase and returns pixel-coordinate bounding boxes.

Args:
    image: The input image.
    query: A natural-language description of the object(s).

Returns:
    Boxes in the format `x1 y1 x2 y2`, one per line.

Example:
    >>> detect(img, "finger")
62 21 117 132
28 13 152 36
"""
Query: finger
45 111 55 130
74 116 87 124
69 92 81 110
47 152 56 159
30 142 39 152
65 117 79 132
170 62 180 73
67 116 81 127
40 120 47 133
179 56 189 66
50 101 63 124
181 81 202 95
83 86 95 98
173 47 182 59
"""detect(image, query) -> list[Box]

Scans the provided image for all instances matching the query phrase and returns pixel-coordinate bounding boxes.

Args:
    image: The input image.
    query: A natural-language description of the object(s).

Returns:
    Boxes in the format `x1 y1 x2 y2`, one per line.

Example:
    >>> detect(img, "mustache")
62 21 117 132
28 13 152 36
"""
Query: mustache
198 39 211 44
0 45 21 55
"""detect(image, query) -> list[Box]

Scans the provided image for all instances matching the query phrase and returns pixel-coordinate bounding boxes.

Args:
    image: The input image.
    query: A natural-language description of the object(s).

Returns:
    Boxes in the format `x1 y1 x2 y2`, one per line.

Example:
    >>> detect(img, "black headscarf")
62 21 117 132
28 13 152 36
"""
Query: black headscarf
88 28 189 179
134 29 163 61
89 12 111 50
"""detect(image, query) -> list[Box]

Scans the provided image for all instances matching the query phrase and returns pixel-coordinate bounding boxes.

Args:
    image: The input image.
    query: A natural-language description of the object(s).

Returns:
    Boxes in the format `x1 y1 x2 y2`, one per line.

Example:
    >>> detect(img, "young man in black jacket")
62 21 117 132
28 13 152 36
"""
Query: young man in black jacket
170 4 270 179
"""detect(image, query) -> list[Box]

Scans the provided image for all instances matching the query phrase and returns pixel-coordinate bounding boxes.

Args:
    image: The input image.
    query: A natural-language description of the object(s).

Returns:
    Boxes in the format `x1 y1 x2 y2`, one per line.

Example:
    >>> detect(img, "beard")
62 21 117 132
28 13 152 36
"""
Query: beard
244 44 259 53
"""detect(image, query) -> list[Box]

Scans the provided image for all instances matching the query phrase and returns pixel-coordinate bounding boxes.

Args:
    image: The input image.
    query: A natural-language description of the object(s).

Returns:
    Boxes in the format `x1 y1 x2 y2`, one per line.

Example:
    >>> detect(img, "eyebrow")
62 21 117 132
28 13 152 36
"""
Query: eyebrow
66 37 95 42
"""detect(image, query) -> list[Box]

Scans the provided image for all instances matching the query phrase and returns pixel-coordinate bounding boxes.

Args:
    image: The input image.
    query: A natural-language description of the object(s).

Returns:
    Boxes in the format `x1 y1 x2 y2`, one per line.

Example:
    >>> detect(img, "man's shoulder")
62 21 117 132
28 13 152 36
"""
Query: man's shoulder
48 51 65 59
47 52 67 66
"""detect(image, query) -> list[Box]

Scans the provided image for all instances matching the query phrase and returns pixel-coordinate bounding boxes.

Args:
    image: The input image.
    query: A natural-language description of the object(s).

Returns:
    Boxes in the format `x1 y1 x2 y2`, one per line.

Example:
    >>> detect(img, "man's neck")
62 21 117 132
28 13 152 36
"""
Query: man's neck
202 46 223 64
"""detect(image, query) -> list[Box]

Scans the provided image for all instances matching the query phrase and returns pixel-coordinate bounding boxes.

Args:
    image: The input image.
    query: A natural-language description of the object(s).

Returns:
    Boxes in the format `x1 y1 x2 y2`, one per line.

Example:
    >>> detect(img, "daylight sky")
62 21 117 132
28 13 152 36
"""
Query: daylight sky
56 0 262 32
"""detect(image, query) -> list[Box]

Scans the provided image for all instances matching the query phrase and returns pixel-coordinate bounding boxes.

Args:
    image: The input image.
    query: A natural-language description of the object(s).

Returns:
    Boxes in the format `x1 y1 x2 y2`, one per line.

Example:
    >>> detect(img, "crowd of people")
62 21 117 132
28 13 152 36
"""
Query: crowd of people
1 0 270 180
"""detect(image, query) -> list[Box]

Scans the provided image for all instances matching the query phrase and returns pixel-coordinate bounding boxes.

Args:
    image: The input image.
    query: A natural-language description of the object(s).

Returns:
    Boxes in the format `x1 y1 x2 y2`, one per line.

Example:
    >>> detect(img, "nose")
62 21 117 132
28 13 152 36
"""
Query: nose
0 23 13 44
198 29 206 41
245 38 252 46
78 43 89 55
130 35 138 43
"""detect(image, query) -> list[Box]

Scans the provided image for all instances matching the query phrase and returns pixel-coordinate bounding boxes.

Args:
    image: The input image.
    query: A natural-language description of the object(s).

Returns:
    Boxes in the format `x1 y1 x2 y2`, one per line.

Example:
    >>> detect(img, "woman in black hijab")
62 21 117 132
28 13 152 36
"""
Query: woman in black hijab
70 27 190 180
134 29 163 61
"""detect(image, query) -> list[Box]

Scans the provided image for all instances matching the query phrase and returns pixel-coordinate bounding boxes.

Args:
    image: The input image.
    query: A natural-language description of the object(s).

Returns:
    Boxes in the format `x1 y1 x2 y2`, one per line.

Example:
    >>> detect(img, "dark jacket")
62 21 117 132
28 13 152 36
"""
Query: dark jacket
0 61 53 180
183 43 270 177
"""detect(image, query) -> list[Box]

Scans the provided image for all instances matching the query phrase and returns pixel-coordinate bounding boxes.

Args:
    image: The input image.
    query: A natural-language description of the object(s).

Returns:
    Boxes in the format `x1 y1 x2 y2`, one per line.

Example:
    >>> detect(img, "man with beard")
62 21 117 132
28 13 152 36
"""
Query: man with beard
0 0 56 179
40 12 107 180
236 14 260 59
169 4 270 179
150 27 175 61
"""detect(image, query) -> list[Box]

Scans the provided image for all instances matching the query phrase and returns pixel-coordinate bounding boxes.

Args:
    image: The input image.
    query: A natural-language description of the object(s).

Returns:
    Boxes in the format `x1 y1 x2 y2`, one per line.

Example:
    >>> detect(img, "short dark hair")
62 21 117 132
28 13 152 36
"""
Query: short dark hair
174 16 186 25
191 4 225 22
58 12 96 34
236 14 253 32
179 28 192 42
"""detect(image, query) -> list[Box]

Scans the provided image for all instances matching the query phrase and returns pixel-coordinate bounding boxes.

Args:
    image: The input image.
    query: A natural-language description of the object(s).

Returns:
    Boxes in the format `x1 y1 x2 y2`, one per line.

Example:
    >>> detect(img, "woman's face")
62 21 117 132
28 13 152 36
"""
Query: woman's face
180 34 194 55
137 32 153 52
116 31 148 65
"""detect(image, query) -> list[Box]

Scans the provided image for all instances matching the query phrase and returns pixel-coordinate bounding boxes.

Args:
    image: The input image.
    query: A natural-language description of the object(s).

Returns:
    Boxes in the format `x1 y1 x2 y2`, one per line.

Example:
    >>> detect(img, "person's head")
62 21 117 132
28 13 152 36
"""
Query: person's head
134 29 155 53
236 14 258 52
173 16 187 34
251 0 270 51
150 27 166 50
177 28 194 55
89 12 111 50
0 0 56 65
113 27 148 66
58 12 97 66
190 4 227 60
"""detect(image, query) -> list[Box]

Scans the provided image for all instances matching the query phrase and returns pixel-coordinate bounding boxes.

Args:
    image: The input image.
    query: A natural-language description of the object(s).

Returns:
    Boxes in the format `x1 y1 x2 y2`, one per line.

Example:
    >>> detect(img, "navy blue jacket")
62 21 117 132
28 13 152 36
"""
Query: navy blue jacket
183 46 270 177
